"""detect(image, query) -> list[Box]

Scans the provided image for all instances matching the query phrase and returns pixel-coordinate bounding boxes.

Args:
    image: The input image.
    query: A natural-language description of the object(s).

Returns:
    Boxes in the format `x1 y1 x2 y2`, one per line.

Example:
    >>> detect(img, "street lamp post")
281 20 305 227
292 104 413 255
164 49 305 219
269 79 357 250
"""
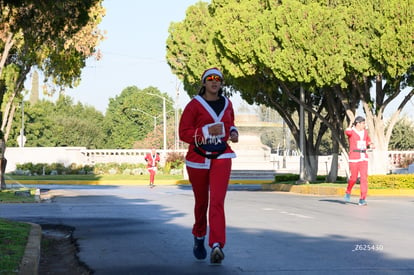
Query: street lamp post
131 108 157 134
162 97 166 152
21 101 24 147
146 93 174 154
174 81 181 150
17 100 26 148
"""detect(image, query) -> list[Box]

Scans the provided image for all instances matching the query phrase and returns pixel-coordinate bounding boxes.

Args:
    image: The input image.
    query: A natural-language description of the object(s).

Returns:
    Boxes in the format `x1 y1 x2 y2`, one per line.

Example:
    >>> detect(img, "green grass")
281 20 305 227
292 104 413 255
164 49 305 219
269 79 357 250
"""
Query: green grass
0 189 37 273
6 174 183 182
0 188 37 203
0 218 31 274
269 180 347 187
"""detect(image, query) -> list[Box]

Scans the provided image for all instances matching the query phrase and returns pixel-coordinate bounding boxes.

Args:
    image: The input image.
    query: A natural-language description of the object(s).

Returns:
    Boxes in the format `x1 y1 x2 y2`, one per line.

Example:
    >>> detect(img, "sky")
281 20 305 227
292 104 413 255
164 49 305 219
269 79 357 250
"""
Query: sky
64 0 207 113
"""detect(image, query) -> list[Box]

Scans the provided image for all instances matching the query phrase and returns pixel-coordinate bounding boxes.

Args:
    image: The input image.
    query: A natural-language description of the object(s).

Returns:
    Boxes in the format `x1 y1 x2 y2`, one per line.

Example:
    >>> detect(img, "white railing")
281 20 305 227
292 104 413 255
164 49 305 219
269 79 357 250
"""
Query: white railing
80 149 188 165
81 149 149 165
4 147 414 174
4 147 188 172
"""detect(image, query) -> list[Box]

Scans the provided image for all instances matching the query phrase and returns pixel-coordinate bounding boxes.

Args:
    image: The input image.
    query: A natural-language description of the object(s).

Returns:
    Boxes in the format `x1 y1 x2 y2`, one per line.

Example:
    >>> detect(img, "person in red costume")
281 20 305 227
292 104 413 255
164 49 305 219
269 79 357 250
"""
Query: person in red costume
145 148 160 188
179 67 239 264
344 116 374 206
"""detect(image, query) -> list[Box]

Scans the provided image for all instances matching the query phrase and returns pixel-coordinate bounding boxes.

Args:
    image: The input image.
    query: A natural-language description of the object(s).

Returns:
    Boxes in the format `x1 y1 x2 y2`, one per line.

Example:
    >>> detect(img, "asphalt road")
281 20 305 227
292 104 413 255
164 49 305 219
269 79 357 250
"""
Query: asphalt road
1 185 414 274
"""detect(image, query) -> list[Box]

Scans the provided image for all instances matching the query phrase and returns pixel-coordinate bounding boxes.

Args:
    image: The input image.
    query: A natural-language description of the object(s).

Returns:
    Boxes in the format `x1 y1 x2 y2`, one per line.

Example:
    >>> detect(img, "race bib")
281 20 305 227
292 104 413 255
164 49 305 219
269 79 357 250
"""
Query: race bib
357 140 366 150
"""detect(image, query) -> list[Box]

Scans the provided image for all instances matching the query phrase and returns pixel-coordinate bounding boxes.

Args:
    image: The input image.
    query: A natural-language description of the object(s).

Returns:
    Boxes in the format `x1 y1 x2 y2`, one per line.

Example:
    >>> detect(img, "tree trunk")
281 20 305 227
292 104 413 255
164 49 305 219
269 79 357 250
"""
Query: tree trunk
369 149 389 175
304 153 318 182
0 157 7 190
0 138 6 190
4 103 16 142
327 153 339 182
0 33 14 76
327 137 340 182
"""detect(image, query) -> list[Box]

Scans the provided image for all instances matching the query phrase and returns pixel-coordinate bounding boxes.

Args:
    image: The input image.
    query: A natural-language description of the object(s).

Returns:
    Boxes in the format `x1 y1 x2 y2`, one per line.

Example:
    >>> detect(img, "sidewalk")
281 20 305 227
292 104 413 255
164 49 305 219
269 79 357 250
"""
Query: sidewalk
19 182 414 275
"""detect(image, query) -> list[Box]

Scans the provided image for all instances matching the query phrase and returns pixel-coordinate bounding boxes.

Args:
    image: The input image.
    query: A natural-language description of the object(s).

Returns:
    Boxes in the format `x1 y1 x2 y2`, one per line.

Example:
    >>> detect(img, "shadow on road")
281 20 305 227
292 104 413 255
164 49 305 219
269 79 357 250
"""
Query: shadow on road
2 187 413 274
319 199 357 205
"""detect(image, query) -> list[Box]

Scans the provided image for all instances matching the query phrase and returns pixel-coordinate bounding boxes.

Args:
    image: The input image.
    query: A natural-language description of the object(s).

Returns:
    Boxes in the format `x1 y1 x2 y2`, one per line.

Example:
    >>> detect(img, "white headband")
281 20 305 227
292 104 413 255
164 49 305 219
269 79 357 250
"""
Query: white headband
202 68 223 83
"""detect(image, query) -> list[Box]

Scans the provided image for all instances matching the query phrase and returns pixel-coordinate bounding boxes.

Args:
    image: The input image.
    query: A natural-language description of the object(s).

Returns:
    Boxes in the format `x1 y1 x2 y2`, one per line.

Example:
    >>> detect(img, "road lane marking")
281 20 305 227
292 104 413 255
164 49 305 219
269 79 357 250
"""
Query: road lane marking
279 211 313 219
262 208 314 219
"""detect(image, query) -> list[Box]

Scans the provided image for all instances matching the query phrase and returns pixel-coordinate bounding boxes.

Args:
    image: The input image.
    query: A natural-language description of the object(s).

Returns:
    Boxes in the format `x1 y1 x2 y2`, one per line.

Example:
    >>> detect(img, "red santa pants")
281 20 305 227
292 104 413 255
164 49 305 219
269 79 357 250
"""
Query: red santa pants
346 161 368 199
187 158 231 248
147 167 156 184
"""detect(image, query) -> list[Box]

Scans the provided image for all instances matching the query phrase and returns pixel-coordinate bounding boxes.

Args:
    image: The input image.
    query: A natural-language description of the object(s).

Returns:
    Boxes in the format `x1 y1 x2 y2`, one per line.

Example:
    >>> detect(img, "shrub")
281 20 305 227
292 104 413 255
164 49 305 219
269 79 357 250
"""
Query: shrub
274 174 299 182
49 163 67 174
273 173 413 189
13 162 176 176
165 151 185 169
15 162 48 175
93 162 119 174
368 174 414 189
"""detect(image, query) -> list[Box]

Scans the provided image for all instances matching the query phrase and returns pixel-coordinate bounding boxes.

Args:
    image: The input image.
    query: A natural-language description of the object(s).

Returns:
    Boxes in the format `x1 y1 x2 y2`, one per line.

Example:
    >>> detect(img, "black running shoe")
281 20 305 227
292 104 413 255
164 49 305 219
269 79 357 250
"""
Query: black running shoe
210 246 225 264
193 237 207 260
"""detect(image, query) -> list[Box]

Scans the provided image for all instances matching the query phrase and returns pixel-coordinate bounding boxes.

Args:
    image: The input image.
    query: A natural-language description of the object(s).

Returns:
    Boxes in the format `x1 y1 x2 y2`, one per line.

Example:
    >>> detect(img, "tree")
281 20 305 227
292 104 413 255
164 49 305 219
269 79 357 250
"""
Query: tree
103 86 175 149
325 0 414 174
166 2 221 95
1 0 105 135
167 1 345 181
0 0 105 189
166 0 414 181
13 99 56 146
53 96 106 149
9 95 105 148
388 117 414 151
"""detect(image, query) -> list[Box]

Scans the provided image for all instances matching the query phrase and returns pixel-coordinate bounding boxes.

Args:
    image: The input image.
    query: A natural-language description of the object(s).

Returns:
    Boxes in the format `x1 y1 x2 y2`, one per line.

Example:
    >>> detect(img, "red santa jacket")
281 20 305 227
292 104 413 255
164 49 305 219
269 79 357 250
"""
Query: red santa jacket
179 95 238 169
345 127 371 162
145 152 160 168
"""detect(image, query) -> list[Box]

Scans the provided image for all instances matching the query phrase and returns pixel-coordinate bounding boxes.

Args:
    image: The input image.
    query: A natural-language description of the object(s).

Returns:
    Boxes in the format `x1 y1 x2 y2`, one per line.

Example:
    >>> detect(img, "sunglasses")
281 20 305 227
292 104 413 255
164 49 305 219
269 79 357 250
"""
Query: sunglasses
205 75 222 82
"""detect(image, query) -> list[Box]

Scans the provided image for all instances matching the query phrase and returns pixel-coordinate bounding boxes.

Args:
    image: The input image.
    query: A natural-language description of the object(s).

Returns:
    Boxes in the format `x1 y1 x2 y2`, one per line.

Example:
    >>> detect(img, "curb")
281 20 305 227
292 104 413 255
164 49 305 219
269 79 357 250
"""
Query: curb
262 183 414 196
188 183 414 197
19 223 41 275
262 184 346 196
